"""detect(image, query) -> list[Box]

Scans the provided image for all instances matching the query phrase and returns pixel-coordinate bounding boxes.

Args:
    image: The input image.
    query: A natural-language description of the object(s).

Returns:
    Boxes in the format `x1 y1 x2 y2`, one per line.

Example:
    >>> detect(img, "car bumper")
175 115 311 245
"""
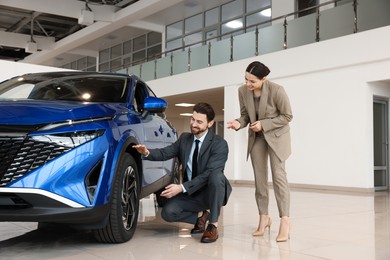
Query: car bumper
0 188 109 227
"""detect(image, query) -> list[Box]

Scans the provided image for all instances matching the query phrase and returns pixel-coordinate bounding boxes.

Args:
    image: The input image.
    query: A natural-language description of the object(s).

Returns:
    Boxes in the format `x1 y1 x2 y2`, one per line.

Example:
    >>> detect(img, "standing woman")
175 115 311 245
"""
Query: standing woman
227 61 292 242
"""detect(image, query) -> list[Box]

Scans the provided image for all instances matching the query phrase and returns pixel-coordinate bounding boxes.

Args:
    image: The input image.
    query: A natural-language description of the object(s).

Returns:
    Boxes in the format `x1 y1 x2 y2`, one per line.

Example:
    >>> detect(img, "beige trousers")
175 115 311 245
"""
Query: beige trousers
250 135 290 217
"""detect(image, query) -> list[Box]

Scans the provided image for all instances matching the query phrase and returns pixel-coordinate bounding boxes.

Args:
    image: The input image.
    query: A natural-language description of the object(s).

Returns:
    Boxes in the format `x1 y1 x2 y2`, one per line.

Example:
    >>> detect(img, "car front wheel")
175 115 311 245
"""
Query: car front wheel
94 154 140 243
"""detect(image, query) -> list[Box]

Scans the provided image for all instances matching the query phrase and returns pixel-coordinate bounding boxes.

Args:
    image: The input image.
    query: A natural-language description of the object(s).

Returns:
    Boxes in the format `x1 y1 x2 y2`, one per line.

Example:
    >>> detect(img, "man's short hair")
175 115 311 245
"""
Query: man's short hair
193 102 215 122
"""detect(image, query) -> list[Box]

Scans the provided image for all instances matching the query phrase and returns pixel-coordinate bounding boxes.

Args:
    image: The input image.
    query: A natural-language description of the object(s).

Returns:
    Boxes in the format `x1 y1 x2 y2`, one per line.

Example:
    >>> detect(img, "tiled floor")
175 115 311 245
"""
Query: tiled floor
0 185 389 260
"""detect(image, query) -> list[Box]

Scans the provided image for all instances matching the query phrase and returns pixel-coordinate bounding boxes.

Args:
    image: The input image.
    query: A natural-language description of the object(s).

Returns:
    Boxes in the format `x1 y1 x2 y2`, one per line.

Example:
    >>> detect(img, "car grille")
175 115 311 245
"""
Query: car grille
0 137 71 187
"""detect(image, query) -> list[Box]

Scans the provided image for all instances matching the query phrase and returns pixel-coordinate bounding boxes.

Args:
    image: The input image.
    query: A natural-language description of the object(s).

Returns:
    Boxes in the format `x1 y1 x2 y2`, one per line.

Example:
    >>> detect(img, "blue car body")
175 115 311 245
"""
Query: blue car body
0 71 178 242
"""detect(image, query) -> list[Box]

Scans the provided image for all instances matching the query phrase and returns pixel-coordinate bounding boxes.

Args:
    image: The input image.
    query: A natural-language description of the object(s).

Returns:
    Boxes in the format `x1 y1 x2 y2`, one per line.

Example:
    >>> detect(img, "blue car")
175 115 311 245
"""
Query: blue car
0 71 179 243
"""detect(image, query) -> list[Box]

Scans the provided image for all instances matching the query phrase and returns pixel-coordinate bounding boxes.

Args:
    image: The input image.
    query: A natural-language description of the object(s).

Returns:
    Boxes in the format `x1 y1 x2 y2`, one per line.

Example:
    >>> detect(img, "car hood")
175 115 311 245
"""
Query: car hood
0 99 126 125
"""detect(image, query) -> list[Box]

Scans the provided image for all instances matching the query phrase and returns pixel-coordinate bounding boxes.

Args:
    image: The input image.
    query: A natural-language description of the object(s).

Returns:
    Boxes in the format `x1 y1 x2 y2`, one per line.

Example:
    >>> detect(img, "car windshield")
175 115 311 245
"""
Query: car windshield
0 73 128 103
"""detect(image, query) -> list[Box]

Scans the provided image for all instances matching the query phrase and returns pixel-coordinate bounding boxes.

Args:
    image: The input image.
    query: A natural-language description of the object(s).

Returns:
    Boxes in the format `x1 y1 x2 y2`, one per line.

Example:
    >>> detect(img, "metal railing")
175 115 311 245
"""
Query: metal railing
116 0 389 80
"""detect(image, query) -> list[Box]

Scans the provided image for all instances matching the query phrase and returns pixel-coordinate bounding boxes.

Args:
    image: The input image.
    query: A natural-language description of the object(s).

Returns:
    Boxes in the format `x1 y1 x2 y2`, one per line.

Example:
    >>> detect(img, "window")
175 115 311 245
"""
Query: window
205 29 218 44
86 66 96 72
166 39 183 53
111 58 122 71
185 13 203 34
0 83 34 99
222 18 244 35
77 57 87 70
148 45 162 60
87 57 96 68
205 8 219 27
111 44 122 59
148 32 161 46
297 0 319 17
133 35 146 52
132 50 146 64
184 32 202 47
123 57 131 66
71 61 77 70
246 0 271 12
246 10 272 30
123 40 132 54
221 0 244 22
133 81 148 112
167 21 183 40
99 62 109 72
99 48 110 63
164 0 274 52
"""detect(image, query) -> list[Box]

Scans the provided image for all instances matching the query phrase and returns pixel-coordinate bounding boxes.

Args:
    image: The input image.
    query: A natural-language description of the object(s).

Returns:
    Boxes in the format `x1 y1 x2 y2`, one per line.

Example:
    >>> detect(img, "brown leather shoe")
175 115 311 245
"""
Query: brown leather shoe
191 210 209 234
201 224 218 243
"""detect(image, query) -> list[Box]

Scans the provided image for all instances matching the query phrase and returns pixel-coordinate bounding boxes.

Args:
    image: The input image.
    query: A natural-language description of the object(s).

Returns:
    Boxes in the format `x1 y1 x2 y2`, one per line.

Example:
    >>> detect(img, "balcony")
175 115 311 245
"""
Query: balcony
117 0 390 81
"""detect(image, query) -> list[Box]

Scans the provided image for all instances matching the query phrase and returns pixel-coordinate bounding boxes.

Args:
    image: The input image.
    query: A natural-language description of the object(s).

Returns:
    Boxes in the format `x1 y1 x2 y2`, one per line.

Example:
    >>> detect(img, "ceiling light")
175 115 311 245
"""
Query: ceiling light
180 113 193 117
25 42 38 53
175 103 195 107
226 20 243 29
260 8 272 17
78 10 94 26
82 93 91 100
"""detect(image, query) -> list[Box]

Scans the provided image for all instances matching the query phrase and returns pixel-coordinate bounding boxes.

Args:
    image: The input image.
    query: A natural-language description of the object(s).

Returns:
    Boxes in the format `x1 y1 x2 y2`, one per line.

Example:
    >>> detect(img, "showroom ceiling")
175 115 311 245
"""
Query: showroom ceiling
0 0 230 66
0 0 140 61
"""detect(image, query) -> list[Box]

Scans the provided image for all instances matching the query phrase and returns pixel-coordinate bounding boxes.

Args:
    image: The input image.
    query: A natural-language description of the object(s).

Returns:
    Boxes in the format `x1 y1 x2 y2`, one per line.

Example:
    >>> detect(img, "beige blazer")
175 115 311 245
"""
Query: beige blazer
235 80 293 161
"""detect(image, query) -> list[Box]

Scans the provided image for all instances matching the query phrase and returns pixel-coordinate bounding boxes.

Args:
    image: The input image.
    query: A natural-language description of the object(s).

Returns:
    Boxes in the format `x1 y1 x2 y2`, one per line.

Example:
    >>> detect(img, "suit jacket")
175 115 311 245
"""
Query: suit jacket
145 130 232 203
235 80 293 161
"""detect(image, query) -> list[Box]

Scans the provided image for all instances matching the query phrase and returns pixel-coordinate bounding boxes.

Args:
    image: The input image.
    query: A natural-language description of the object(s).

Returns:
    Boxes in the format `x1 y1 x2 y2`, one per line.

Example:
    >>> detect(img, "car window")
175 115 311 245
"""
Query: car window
133 81 149 113
0 75 128 103
0 83 34 99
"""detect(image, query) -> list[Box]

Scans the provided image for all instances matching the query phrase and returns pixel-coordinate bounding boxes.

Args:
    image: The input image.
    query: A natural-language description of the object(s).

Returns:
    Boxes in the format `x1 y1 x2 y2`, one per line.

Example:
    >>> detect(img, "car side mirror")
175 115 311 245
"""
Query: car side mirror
142 96 167 116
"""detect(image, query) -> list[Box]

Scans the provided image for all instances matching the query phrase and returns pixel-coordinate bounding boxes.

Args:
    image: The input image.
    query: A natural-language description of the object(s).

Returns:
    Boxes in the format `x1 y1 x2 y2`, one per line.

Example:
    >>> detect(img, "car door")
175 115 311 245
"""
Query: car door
133 81 167 186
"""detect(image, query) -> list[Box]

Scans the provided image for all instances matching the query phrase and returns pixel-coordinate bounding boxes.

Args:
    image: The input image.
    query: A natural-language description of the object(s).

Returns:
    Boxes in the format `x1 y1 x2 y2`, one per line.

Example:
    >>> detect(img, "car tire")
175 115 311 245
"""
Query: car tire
94 153 140 243
155 157 180 207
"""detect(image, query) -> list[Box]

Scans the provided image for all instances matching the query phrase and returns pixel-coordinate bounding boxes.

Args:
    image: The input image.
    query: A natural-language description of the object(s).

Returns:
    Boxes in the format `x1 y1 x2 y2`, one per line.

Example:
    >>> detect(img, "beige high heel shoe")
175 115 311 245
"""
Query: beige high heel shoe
276 217 290 242
252 216 272 236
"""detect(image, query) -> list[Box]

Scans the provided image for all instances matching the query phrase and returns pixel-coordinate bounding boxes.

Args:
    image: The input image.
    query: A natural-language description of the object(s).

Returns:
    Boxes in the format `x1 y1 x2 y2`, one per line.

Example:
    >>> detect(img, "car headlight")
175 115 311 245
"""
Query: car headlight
31 130 105 148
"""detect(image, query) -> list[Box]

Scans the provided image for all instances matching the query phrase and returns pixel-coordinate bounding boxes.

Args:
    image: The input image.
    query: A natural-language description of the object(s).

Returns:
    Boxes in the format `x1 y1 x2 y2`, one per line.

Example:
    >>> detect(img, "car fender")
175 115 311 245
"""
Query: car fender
102 129 141 204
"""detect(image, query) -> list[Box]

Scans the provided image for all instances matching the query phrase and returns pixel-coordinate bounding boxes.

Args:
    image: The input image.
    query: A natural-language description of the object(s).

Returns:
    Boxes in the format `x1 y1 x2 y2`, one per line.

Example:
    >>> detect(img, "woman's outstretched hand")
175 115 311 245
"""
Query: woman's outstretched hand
227 120 240 130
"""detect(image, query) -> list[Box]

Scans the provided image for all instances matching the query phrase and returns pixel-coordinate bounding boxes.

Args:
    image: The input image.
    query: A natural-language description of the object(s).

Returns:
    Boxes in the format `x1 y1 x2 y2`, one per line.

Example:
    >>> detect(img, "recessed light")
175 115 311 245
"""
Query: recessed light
175 103 195 107
180 113 193 117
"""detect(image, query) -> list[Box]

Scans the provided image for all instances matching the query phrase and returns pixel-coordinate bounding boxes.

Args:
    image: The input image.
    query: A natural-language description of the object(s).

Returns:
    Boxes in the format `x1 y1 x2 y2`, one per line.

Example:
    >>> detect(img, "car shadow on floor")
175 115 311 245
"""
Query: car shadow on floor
0 225 102 258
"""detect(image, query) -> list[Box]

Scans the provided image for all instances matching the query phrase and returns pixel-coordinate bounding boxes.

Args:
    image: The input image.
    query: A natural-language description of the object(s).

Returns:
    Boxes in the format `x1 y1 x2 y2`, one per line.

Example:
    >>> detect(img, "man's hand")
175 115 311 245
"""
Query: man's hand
160 184 183 198
132 144 149 156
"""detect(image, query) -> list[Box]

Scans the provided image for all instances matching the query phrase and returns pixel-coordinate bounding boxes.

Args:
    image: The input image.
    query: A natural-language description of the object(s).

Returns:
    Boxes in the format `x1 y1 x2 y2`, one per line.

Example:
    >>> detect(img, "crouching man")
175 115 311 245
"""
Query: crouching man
133 102 231 243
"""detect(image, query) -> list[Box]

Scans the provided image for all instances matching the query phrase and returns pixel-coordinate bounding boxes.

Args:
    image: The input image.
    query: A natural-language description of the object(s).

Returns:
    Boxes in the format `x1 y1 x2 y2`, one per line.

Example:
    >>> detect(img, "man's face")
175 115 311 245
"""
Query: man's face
190 111 214 138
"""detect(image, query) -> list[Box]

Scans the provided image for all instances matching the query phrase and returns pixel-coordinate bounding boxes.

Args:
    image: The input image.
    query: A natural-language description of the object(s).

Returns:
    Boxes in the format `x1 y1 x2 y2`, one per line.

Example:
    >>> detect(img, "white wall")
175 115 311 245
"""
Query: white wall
148 25 390 192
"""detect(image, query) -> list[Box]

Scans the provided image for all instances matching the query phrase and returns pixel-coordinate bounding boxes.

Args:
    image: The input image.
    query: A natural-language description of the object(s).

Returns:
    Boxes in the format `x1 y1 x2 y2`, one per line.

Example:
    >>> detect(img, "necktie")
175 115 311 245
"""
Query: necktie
192 140 200 179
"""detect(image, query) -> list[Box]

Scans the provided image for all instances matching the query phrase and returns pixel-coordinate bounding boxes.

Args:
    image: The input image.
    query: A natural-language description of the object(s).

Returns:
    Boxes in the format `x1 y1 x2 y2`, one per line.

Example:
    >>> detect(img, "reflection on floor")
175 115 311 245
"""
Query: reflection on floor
0 185 389 260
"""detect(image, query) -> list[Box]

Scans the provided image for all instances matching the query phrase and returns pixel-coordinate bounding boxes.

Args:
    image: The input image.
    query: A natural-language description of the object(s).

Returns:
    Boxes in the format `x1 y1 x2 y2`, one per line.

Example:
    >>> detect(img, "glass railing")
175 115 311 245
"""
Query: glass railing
117 0 390 80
